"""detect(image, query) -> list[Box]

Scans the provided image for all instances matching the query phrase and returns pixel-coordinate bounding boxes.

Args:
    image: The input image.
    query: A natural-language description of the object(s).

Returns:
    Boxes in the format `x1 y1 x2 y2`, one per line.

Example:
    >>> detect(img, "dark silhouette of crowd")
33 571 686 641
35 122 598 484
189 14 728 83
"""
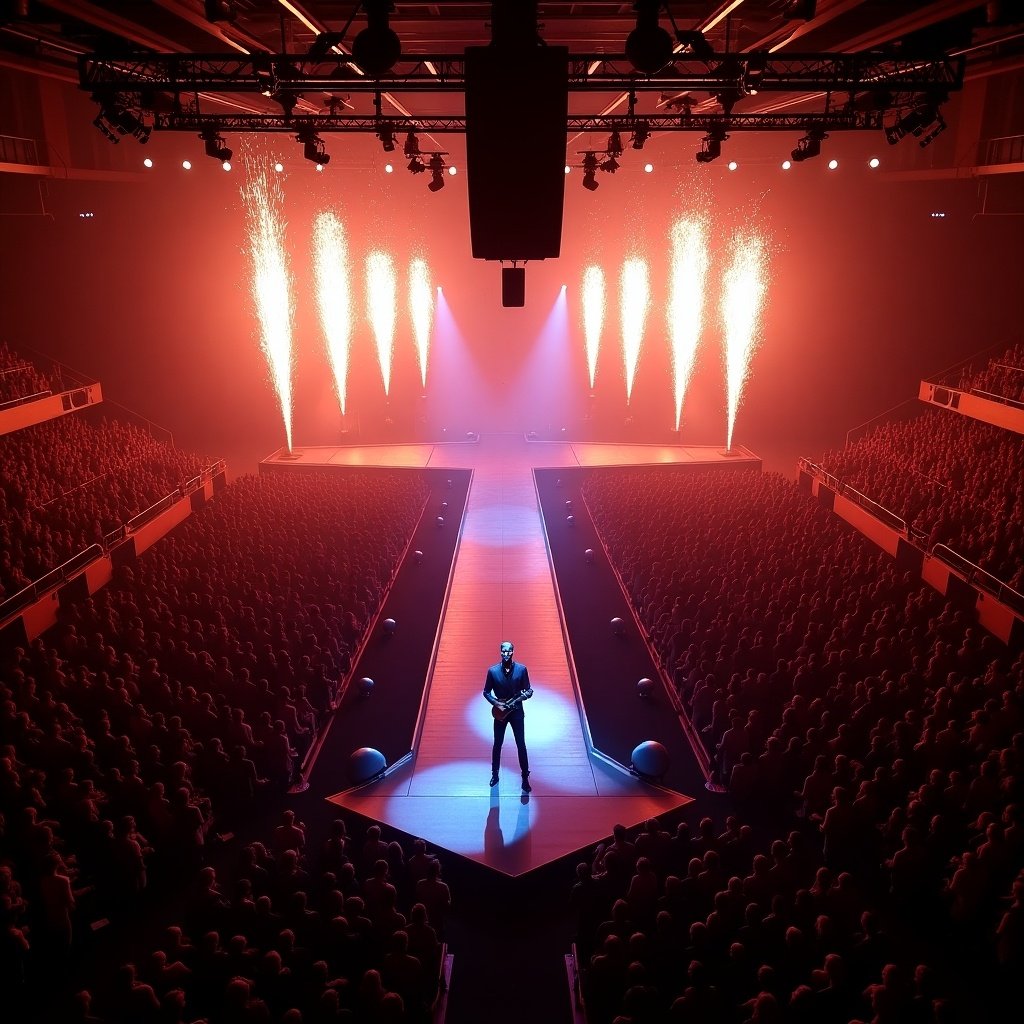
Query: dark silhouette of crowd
955 342 1024 404
815 408 1024 590
577 465 1024 1023
0 342 54 405
0 466 430 1022
0 412 215 597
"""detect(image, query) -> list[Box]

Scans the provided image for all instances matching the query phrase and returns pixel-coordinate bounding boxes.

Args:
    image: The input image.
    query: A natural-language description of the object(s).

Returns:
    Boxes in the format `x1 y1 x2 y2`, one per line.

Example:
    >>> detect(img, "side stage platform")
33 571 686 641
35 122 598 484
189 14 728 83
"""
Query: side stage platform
260 435 760 875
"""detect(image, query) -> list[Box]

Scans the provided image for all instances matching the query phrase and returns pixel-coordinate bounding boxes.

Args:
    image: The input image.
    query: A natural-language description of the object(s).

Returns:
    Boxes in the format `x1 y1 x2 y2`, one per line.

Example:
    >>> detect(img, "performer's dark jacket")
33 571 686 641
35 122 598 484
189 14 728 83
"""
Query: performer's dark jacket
483 662 532 719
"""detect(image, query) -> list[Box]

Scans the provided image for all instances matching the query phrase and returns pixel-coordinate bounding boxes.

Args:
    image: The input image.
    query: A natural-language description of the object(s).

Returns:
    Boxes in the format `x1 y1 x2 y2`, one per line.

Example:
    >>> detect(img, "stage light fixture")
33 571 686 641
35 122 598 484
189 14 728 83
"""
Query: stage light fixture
564 165 571 174
204 0 236 22
143 157 153 168
378 127 396 152
631 124 650 150
297 130 329 166
607 131 623 158
745 55 767 95
728 160 738 171
791 128 826 162
274 161 284 172
200 128 231 162
626 0 674 74
427 153 446 192
384 163 394 173
674 29 714 59
404 132 420 157
781 160 792 170
222 161 232 171
182 160 192 170
600 155 620 174
695 128 726 163
407 156 425 174
828 158 839 170
448 165 457 176
581 151 599 191
352 0 402 76
644 162 654 173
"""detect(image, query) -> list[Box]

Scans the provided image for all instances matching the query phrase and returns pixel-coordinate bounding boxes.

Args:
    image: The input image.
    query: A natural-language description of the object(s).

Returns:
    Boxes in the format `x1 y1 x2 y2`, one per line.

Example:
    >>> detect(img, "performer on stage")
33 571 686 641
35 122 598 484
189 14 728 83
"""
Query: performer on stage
483 641 534 791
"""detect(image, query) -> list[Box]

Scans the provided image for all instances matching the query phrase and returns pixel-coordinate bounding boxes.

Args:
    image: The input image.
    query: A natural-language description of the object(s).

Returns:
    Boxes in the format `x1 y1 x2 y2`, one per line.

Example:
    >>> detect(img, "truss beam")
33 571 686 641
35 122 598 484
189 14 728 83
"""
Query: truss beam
80 51 966 96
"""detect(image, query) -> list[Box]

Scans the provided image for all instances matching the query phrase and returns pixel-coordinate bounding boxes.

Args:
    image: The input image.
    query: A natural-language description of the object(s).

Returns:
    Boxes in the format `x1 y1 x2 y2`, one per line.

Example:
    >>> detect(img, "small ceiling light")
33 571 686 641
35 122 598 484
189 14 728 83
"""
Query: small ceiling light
868 157 880 168
427 153 446 192
631 124 650 150
728 160 738 171
828 158 839 170
447 165 457 176
644 162 654 173
222 161 231 171
316 163 324 172
781 159 792 170
408 156 425 174
182 159 192 170
564 165 571 174
384 163 394 173
274 162 284 172
143 157 153 168
404 132 420 158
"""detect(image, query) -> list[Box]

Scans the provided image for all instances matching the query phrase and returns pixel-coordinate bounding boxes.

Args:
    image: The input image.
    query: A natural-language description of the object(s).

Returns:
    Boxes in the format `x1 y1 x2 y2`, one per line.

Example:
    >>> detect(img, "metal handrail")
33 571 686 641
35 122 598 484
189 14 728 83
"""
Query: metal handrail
0 389 52 411
931 544 1024 614
844 397 920 447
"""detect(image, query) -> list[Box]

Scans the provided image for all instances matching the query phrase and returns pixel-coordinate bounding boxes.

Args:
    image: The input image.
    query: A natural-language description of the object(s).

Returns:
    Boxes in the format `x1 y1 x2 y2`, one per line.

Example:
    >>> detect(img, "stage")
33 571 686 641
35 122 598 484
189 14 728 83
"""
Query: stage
262 435 759 875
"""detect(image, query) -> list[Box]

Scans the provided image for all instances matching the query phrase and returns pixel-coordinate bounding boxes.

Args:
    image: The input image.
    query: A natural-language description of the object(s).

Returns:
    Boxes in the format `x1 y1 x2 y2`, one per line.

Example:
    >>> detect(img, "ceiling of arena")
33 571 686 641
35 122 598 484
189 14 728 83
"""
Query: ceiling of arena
1 1 1022 123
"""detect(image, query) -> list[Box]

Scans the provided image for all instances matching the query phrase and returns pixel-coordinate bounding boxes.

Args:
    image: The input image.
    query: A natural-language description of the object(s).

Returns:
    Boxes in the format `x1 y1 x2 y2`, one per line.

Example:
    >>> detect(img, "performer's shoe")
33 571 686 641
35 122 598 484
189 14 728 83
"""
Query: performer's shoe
489 772 499 787
521 773 532 793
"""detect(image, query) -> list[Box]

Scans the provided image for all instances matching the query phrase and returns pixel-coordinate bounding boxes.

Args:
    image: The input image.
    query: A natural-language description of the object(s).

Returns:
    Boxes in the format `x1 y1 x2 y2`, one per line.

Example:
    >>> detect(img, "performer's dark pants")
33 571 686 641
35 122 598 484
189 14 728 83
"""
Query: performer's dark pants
492 713 529 775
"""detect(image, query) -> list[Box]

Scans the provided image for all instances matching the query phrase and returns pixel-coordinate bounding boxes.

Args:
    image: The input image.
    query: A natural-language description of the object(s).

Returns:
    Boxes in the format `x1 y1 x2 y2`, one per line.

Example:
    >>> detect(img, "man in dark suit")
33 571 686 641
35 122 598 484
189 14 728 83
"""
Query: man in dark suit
483 641 534 791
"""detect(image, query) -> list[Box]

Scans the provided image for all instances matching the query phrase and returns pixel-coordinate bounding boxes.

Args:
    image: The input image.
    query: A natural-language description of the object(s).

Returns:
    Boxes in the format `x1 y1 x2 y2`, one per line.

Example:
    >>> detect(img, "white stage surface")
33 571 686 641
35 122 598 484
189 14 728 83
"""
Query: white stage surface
265 436 759 875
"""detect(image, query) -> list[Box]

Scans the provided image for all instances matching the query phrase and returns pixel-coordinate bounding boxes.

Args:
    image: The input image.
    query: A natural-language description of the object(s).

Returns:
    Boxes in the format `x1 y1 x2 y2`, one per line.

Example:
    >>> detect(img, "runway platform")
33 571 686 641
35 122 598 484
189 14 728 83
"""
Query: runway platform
263 436 759 875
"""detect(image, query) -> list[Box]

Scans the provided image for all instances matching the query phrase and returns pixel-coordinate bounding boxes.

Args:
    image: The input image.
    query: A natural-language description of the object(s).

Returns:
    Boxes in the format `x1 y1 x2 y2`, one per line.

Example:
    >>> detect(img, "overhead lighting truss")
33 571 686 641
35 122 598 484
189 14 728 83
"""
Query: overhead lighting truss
78 49 963 143
148 111 889 134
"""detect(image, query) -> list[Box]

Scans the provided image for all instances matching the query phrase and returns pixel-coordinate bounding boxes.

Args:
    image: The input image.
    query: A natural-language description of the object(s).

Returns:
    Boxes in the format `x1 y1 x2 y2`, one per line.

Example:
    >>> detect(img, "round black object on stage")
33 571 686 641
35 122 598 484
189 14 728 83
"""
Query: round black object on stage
632 740 670 780
611 616 626 636
637 677 655 698
349 747 387 784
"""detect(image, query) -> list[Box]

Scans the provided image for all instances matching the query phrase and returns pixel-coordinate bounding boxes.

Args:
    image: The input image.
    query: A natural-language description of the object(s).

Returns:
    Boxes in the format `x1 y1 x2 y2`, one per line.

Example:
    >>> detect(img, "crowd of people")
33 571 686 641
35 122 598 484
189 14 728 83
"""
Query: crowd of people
814 408 1024 591
0 342 54 405
0 467 429 1021
579 465 1024 1022
955 342 1024 404
0 413 215 597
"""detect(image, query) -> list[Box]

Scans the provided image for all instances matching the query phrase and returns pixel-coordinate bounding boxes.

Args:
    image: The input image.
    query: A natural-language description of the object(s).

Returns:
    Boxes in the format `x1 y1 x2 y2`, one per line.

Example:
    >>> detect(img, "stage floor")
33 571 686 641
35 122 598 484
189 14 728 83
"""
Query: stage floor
278 436 757 874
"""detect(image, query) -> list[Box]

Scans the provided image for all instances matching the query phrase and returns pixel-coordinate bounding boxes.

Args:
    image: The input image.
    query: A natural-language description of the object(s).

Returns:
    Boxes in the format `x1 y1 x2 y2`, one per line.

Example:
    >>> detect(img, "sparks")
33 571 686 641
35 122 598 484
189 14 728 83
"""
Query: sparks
409 257 433 388
313 211 353 417
619 257 650 405
667 216 710 431
244 166 295 451
366 250 397 396
581 265 605 390
720 232 768 451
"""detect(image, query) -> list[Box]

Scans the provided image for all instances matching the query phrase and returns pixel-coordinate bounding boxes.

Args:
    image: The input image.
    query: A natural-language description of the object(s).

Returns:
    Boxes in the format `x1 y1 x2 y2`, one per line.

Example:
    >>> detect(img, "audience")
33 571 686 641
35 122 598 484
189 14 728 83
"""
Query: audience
0 466 431 1021
955 341 1024 404
0 412 216 596
577 464 1024 1023
0 341 54 405
814 408 1024 590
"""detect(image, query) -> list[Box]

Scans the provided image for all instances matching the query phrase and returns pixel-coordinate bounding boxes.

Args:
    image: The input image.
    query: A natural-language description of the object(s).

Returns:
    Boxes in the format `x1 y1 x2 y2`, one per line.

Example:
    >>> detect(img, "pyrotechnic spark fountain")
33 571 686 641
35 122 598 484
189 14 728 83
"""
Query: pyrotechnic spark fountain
244 167 295 450
619 257 650 405
313 211 353 416
366 251 397 396
581 265 605 390
720 232 768 451
409 257 433 388
667 216 710 431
